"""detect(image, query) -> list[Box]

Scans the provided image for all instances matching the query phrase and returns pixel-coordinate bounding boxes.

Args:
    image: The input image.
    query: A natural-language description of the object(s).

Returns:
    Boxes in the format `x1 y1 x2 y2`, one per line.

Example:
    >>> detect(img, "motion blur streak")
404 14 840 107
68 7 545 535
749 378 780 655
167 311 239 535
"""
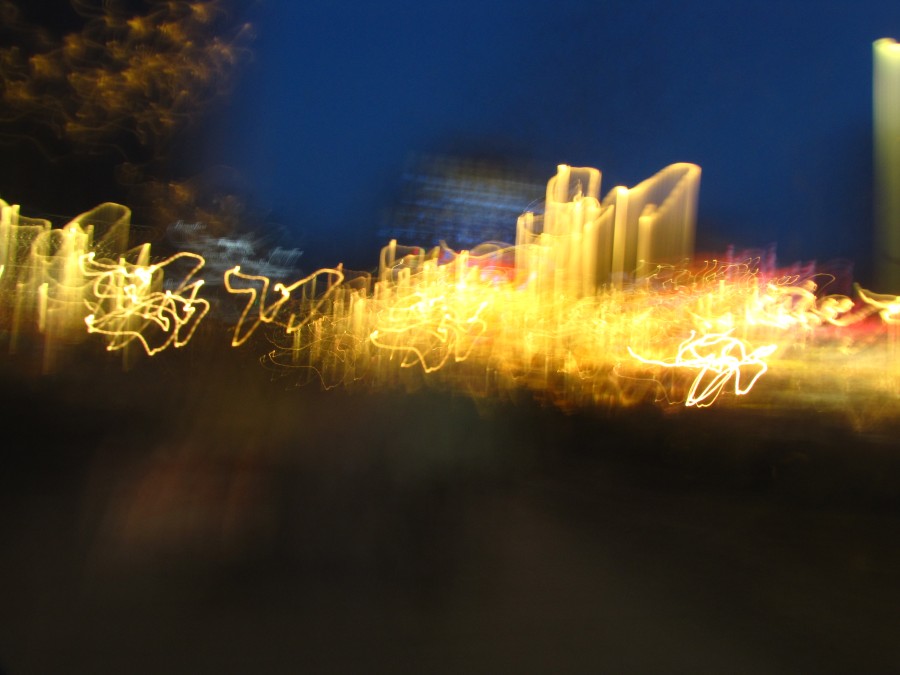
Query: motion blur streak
0 198 209 369
2 164 900 415
224 265 345 347
245 164 893 412
81 249 209 356
257 239 896 412
628 332 777 408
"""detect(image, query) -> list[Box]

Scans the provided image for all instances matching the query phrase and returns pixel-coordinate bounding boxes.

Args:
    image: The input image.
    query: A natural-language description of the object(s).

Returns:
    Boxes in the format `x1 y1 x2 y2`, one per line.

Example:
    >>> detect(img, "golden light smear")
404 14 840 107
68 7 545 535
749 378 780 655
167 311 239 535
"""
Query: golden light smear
874 38 900 291
628 332 777 408
249 245 898 413
2 162 899 417
223 265 345 347
238 165 900 414
0 197 210 369
81 250 209 356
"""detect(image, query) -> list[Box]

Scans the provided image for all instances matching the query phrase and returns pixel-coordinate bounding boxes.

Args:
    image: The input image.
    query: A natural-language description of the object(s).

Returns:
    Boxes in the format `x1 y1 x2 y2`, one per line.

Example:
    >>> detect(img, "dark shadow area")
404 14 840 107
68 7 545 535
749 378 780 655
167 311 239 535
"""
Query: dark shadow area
1 323 900 674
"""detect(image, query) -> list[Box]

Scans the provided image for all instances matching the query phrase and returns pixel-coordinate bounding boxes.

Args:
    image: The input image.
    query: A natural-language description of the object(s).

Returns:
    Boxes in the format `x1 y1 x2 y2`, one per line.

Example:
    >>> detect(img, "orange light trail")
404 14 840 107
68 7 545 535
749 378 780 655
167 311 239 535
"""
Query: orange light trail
81 250 210 356
1 164 898 417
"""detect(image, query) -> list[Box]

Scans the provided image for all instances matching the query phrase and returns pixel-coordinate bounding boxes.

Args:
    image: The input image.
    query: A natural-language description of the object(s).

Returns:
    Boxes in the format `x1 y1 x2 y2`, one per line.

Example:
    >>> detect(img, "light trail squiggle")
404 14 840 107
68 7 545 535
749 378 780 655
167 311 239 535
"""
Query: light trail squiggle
81 251 210 356
3 161 900 416
223 266 345 347
214 165 897 410
244 242 895 410
0 198 212 366
628 332 777 408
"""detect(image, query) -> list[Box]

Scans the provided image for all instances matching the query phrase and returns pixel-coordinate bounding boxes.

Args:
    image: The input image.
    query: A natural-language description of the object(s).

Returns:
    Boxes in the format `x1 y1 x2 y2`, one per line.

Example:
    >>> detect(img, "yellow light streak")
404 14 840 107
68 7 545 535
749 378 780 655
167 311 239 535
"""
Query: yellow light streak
874 38 900 291
223 266 345 347
4 161 900 417
856 285 900 324
0 198 210 366
223 165 900 411
628 332 777 408
80 251 210 356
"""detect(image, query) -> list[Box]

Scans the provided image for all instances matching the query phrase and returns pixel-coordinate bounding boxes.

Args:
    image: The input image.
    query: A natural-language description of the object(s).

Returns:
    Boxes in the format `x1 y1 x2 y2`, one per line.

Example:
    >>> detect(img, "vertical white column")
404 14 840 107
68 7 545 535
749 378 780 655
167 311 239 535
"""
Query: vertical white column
874 38 900 291
610 186 630 288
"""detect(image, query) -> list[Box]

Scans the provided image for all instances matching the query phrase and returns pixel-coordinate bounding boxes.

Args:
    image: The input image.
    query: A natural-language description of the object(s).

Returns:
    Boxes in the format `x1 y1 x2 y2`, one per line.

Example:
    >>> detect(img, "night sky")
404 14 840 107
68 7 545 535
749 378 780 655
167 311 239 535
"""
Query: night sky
202 0 900 280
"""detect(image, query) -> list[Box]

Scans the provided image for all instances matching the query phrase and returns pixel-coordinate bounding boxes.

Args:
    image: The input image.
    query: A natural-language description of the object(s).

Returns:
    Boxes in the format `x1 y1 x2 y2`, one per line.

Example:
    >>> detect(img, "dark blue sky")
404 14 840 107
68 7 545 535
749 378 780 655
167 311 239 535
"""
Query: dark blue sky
204 0 900 278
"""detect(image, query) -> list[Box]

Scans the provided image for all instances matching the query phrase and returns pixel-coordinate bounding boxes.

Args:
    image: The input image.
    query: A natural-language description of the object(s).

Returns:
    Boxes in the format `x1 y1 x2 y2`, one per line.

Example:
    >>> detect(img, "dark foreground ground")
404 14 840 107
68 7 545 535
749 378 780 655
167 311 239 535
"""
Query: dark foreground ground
2 326 900 674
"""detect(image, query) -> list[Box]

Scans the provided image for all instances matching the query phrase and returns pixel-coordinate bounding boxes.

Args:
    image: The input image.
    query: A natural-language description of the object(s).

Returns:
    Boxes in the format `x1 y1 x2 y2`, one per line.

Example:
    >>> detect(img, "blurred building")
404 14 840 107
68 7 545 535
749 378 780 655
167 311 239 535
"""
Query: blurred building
378 155 546 251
